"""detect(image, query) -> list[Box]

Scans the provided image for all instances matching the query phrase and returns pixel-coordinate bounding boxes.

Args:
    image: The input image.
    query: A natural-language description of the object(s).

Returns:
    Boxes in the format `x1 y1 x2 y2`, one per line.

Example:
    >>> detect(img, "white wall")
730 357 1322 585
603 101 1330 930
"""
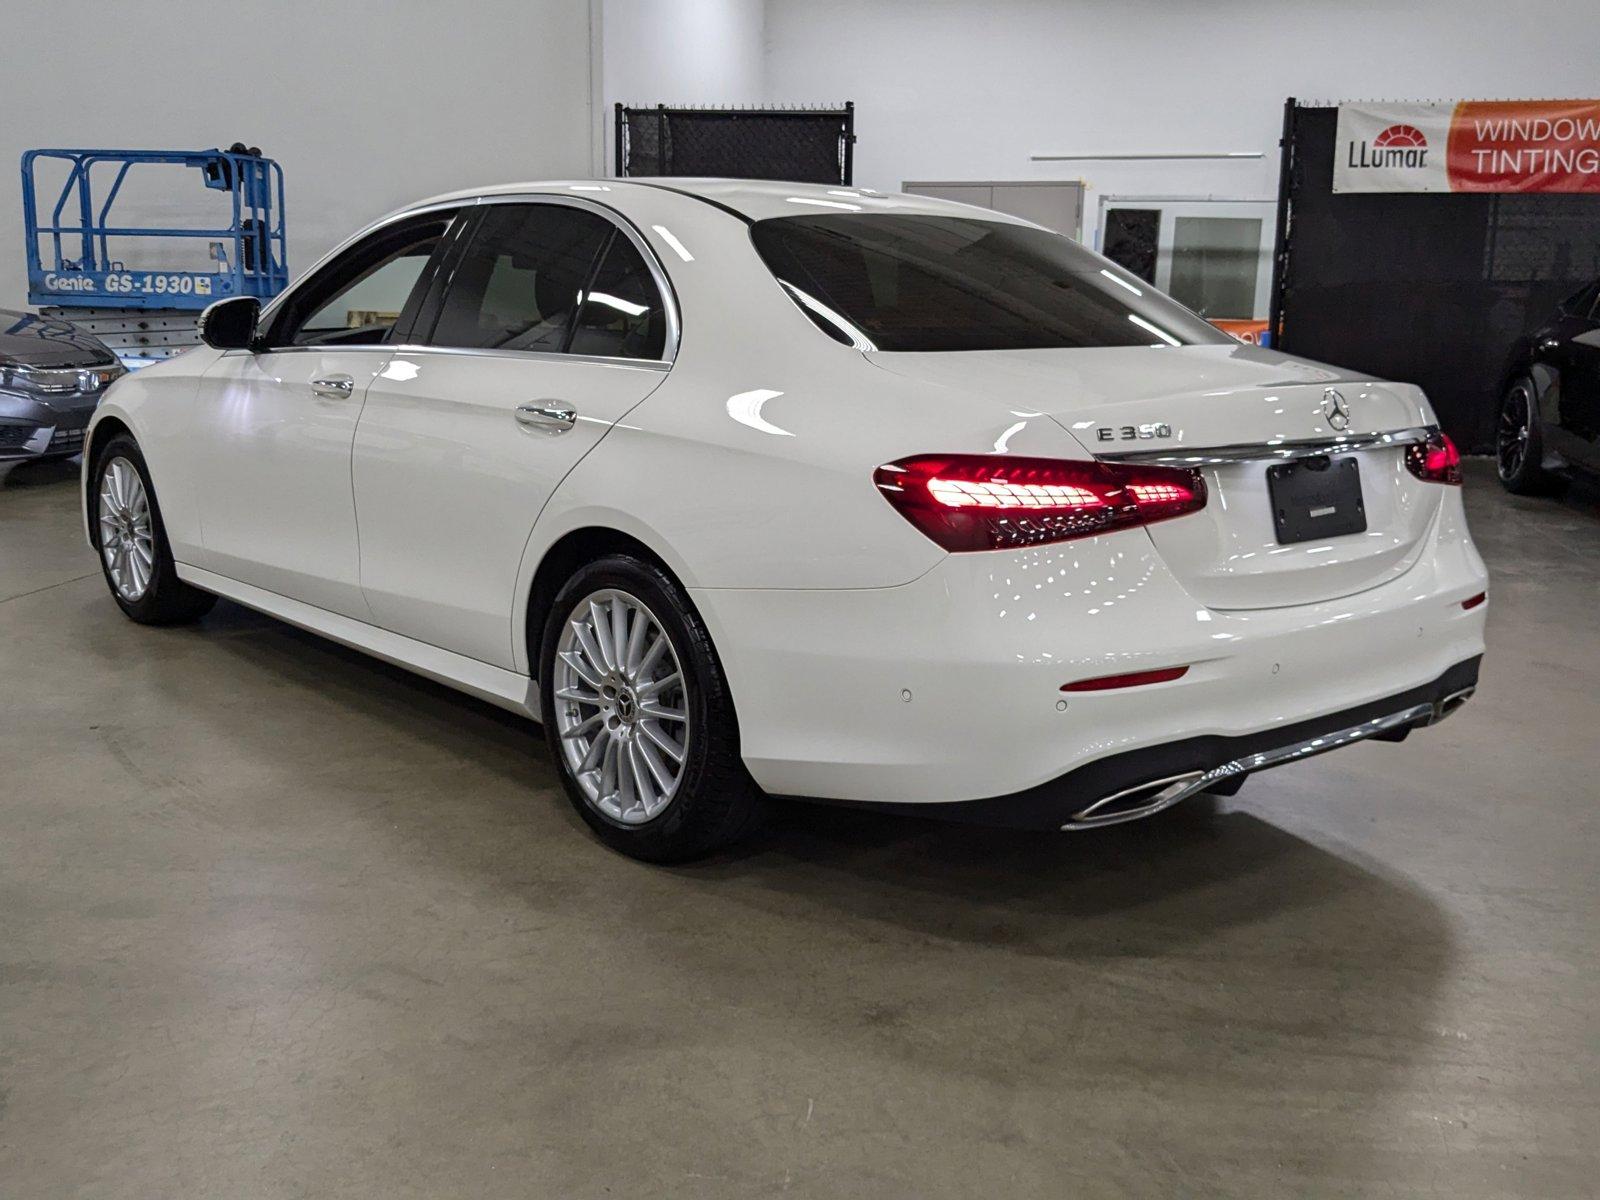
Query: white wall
602 0 765 107
600 0 766 170
762 0 1600 248
0 0 597 311
12 0 1593 313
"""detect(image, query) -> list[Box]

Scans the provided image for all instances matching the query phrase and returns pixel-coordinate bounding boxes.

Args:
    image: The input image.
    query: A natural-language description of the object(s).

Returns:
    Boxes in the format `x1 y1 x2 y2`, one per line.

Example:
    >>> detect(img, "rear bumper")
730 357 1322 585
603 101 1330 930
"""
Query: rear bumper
691 488 1488 806
823 656 1478 830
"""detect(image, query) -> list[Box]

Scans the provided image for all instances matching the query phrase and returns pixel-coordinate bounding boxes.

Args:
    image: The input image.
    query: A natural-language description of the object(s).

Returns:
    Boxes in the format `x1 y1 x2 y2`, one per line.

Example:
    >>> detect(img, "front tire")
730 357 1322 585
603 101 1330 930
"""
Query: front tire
539 554 762 863
90 434 216 624
1497 375 1553 494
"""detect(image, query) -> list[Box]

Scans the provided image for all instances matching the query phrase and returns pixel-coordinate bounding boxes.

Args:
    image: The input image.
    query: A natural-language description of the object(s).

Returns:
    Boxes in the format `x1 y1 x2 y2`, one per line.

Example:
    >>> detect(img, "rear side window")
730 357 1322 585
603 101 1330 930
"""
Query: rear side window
428 205 613 352
567 236 668 360
751 214 1230 352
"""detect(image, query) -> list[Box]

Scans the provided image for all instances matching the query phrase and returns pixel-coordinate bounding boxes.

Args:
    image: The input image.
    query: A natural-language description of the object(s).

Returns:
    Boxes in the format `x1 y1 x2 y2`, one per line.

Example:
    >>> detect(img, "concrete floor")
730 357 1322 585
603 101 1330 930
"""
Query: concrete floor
1 456 1595 1198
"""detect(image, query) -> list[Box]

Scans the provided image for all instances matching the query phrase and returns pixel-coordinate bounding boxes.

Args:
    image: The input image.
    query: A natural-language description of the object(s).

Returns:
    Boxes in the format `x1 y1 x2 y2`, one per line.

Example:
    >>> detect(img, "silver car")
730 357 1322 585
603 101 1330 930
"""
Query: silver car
0 309 124 467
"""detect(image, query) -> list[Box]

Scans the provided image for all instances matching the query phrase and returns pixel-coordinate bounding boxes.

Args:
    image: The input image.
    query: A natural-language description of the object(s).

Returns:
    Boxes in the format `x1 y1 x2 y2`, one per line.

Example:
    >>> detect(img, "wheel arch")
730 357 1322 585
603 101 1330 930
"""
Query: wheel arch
81 413 136 546
1501 359 1563 434
522 524 687 680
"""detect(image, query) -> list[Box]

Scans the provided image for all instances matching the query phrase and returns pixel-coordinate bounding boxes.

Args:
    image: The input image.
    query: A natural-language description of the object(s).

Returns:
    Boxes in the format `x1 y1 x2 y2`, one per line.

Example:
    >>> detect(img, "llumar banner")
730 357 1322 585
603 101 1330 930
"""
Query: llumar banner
1333 100 1600 193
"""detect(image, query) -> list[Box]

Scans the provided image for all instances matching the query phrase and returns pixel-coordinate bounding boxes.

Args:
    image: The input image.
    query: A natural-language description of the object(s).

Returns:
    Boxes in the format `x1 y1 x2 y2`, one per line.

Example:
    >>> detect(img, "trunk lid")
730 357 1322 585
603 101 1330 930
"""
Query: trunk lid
867 344 1442 609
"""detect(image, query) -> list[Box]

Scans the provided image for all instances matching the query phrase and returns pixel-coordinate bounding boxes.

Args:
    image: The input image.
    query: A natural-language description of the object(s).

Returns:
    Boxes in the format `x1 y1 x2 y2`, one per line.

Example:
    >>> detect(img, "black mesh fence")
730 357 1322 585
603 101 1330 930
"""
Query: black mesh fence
1271 102 1600 451
615 104 855 185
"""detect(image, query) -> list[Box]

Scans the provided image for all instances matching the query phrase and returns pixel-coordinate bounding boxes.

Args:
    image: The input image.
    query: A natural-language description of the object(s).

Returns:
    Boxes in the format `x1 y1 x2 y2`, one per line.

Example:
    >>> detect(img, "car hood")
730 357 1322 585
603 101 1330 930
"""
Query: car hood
0 308 118 370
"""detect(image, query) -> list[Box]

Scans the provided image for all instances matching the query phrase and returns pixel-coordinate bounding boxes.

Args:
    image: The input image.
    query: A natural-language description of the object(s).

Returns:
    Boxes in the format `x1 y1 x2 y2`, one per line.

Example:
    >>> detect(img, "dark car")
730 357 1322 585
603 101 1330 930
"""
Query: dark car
0 308 125 467
1498 280 1600 493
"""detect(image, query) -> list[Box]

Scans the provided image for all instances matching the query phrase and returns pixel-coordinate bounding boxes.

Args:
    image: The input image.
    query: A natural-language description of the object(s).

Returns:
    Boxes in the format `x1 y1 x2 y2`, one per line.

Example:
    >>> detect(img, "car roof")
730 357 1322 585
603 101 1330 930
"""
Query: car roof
397 178 1028 225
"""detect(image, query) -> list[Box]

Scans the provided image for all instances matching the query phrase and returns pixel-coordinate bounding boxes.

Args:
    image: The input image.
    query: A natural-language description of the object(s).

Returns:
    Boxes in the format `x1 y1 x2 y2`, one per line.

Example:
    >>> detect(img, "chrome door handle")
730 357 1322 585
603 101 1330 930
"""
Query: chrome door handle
311 374 355 399
515 401 577 433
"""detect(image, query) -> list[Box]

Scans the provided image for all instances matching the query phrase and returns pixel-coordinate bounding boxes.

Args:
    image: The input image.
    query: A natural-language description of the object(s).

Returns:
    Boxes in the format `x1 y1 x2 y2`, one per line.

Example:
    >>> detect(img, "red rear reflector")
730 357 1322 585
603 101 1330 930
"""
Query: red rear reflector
1404 431 1463 485
1062 665 1190 692
874 454 1207 551
1461 591 1486 610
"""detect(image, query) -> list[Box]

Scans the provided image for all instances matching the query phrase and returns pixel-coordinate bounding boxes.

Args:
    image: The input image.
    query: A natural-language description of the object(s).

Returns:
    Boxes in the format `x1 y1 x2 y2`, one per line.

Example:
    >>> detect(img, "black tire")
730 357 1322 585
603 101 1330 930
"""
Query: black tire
1497 375 1554 494
538 553 763 863
89 433 216 625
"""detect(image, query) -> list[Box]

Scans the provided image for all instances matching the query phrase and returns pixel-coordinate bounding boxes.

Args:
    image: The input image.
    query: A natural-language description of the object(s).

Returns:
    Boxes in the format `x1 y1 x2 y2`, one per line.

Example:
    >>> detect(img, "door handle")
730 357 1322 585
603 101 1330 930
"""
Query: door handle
1537 337 1562 353
515 401 578 433
311 374 355 400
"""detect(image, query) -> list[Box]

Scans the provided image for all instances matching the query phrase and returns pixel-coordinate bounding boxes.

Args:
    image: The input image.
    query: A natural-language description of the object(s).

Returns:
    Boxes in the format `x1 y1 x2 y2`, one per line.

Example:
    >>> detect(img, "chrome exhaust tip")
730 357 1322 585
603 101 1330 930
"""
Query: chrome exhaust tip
1061 693 1459 832
1431 686 1476 724
1062 771 1206 830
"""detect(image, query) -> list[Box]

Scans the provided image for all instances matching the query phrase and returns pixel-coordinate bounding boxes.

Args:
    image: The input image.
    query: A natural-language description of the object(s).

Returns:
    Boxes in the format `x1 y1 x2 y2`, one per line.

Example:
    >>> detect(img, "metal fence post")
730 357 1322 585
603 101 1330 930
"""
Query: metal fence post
1267 96 1297 349
843 101 856 186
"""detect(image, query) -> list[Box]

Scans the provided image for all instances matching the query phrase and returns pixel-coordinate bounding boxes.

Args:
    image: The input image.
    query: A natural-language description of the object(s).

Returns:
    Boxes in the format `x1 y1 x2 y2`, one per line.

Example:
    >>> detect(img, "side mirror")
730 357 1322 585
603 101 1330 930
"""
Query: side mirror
198 296 260 350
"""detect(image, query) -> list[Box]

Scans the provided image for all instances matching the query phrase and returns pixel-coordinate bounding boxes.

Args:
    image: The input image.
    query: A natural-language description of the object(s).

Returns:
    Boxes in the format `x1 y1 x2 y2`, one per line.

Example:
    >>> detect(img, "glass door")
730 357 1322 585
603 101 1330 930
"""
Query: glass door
1098 199 1276 328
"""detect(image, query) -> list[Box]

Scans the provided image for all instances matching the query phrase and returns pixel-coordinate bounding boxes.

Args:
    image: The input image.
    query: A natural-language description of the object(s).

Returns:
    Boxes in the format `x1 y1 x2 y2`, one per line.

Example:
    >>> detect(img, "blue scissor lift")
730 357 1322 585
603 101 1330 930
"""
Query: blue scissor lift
21 147 287 363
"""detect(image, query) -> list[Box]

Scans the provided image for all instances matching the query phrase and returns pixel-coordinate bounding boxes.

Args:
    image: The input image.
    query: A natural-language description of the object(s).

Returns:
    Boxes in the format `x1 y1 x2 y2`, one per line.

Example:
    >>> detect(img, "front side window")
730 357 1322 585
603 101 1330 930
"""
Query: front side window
267 212 454 347
751 214 1230 353
427 205 613 353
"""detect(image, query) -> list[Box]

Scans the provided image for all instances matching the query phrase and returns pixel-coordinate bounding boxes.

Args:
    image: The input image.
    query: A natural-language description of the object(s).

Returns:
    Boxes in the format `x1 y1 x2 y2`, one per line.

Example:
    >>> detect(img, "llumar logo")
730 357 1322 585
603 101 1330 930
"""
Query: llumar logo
1348 123 1429 170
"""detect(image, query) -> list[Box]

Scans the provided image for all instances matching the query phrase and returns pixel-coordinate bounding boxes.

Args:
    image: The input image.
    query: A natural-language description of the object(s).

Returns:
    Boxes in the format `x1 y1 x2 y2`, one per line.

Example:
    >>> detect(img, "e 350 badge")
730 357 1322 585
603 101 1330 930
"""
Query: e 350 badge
1096 422 1173 442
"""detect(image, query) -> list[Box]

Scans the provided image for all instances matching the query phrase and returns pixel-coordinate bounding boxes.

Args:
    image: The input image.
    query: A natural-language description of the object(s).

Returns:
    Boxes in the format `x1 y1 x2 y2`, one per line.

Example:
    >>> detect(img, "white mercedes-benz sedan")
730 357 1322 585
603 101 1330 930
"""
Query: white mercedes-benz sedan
83 179 1488 861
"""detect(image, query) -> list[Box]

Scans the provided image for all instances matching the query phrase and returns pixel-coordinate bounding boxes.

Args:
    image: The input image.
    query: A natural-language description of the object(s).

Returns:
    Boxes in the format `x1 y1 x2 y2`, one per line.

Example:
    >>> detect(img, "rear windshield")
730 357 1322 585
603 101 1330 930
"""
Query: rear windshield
751 214 1230 353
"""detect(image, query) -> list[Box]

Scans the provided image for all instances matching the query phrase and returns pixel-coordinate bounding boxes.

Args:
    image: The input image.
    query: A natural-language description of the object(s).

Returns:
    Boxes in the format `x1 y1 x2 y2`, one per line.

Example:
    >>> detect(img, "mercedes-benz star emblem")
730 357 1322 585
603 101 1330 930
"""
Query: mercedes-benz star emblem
1322 388 1351 431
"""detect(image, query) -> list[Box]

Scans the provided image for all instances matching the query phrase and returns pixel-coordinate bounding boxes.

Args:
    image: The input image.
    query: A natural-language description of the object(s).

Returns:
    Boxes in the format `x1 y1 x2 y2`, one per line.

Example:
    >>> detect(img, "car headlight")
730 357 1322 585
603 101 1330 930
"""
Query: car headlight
0 362 125 398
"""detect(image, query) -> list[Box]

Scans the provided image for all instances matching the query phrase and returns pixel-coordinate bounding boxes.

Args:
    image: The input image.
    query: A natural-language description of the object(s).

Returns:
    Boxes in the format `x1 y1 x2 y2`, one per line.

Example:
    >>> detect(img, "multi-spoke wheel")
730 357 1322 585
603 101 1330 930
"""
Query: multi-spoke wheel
90 434 216 624
539 554 762 862
1496 376 1550 495
554 588 690 825
98 457 155 602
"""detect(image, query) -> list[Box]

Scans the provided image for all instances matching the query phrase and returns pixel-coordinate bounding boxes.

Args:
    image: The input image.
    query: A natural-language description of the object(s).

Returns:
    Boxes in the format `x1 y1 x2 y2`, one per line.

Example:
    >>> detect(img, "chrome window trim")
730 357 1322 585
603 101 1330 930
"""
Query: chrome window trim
1097 425 1437 466
220 343 670 374
385 344 671 372
256 192 680 366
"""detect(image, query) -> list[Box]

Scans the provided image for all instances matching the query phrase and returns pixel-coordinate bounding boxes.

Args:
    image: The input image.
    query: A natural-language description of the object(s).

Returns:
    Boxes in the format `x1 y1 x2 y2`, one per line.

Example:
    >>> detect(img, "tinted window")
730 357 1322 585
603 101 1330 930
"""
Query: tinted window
1561 280 1600 319
567 235 668 360
428 205 612 351
269 213 453 347
751 214 1230 353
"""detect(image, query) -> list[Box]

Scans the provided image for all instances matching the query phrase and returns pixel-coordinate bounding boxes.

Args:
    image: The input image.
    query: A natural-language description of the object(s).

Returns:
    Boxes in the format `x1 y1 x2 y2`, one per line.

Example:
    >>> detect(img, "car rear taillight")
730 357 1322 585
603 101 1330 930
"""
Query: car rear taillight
873 455 1207 552
1405 431 1462 485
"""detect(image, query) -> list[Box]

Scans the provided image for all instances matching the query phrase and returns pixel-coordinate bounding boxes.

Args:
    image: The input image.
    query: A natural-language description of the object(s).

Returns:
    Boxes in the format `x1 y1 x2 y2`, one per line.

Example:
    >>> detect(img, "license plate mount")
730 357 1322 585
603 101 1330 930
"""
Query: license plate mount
1266 456 1366 544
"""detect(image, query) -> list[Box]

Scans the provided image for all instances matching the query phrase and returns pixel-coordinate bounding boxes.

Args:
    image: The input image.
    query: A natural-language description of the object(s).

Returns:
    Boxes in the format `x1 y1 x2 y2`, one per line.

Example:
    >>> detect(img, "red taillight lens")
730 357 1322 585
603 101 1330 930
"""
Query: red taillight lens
874 455 1207 552
1405 431 1462 485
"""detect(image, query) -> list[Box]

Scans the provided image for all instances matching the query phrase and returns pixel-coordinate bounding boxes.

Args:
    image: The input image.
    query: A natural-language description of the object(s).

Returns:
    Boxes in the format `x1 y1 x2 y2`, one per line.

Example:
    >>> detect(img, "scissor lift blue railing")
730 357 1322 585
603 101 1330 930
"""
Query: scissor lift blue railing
22 147 287 311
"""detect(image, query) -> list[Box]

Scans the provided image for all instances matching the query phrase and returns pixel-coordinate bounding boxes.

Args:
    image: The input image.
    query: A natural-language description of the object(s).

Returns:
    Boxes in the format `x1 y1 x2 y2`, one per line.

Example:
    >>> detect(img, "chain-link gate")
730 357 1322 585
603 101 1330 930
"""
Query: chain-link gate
1268 100 1600 451
614 104 855 185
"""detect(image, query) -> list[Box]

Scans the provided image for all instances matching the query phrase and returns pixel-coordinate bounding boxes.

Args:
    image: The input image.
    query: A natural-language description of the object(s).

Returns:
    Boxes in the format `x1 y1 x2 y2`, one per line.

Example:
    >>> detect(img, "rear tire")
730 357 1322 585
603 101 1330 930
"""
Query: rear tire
1497 376 1553 494
539 553 763 863
90 434 216 625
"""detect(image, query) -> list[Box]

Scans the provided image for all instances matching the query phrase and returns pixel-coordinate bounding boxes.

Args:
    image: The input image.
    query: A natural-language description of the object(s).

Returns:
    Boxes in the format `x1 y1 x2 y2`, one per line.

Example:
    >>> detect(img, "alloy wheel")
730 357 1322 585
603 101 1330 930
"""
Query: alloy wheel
98 456 155 602
1498 383 1531 480
553 588 690 825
